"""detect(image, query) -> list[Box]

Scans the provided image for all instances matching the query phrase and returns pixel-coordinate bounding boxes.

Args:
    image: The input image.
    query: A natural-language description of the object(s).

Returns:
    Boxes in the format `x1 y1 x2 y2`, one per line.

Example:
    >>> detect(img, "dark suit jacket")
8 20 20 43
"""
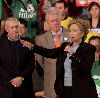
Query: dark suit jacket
0 34 35 98
34 41 98 98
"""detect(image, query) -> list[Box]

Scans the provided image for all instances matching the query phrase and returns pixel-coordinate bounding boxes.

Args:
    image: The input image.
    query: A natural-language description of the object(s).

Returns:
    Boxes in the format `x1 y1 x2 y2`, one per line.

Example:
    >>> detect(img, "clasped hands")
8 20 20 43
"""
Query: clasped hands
10 77 24 88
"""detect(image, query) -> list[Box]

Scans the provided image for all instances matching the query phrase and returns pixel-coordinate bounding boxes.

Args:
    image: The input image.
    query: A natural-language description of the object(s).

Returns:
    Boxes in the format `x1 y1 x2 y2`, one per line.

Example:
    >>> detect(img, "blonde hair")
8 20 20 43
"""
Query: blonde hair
5 17 19 30
68 18 90 36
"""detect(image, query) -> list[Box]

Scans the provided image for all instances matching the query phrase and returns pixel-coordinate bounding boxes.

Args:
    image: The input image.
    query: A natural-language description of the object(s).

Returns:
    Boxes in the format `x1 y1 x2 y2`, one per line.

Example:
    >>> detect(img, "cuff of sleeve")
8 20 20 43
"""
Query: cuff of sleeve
21 77 24 81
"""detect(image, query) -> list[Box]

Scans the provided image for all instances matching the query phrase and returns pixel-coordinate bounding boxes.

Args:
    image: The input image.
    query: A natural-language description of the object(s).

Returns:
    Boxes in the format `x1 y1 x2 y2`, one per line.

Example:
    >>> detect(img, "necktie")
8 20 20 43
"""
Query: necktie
55 33 61 47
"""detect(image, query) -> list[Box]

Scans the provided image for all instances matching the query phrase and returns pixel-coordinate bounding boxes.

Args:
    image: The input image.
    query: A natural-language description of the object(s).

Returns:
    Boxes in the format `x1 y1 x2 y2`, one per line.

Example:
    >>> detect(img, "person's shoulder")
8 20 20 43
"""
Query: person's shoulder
62 17 73 22
36 31 50 38
84 31 100 43
81 42 96 51
62 27 68 32
35 31 49 42
67 16 73 20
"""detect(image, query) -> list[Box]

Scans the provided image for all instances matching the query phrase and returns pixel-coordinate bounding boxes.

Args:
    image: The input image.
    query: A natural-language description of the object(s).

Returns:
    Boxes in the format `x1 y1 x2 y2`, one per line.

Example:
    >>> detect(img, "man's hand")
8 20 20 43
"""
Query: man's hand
35 91 44 97
10 77 24 88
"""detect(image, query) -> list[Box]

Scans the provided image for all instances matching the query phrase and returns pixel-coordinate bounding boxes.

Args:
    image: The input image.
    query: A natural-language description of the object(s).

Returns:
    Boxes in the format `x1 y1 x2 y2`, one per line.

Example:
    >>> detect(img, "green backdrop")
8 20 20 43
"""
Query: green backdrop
0 0 2 19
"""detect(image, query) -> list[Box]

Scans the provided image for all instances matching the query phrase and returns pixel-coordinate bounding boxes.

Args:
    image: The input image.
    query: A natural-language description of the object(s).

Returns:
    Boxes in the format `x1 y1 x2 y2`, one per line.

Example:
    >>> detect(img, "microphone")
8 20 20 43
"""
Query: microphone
67 42 73 47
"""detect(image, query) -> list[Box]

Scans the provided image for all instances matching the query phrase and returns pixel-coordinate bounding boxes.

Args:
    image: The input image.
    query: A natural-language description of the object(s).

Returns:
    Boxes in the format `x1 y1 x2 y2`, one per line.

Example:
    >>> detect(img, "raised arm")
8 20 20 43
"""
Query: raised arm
33 42 69 59
20 39 69 58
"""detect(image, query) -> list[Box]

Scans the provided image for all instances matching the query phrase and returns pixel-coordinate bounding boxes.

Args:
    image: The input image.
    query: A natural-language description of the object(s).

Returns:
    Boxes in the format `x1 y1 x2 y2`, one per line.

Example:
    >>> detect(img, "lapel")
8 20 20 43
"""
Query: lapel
45 31 55 48
45 28 68 48
74 41 85 55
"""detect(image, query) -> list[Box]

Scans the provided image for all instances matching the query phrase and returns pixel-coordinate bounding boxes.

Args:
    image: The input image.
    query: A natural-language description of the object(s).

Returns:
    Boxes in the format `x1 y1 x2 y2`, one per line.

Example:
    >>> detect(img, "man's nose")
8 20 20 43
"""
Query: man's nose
14 26 18 31
53 20 58 24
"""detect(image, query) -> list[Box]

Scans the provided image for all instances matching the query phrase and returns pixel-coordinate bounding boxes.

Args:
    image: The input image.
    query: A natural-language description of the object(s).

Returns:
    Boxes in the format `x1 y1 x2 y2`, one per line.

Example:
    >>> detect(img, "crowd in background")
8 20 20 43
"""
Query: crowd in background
0 0 100 98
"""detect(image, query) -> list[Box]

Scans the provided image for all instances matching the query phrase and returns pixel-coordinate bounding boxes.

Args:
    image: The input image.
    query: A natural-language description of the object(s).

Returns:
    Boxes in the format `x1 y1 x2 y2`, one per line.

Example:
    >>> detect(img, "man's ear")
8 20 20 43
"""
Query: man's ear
65 7 68 13
5 28 8 33
25 28 27 32
44 21 50 31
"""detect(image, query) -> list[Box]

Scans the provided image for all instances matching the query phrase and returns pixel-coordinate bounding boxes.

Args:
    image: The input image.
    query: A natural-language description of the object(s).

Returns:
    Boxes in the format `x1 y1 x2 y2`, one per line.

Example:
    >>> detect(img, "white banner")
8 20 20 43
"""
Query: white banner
89 28 100 34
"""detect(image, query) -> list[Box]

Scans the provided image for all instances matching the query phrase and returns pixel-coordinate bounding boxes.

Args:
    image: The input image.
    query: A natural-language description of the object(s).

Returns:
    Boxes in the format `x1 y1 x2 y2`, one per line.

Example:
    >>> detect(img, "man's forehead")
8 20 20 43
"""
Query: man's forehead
56 2 64 6
9 20 19 26
48 14 59 19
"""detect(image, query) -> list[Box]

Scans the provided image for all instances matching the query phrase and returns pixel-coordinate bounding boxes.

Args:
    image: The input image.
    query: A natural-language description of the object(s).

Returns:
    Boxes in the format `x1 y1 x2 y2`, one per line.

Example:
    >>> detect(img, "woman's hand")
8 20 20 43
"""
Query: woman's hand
20 39 34 49
64 45 73 56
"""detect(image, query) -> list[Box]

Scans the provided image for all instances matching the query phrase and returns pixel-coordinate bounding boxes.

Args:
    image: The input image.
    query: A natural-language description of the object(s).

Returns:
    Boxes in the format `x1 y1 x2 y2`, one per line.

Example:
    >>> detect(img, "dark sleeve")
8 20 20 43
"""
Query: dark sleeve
33 42 68 59
21 51 35 79
70 45 96 73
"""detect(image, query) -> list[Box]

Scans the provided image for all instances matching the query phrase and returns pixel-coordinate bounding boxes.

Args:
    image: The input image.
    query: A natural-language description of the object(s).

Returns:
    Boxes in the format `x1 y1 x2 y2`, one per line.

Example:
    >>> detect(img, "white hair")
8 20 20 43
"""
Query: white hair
5 17 19 30
45 7 62 21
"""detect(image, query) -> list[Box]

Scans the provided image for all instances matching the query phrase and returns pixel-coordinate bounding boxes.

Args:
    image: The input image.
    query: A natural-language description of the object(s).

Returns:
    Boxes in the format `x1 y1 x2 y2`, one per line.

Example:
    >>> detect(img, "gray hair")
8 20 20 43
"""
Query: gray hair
5 17 19 30
45 7 62 21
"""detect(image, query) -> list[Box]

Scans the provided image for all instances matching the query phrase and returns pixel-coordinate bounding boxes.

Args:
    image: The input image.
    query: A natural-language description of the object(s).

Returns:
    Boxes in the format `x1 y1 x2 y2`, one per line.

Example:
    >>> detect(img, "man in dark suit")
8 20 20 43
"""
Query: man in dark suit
0 17 35 98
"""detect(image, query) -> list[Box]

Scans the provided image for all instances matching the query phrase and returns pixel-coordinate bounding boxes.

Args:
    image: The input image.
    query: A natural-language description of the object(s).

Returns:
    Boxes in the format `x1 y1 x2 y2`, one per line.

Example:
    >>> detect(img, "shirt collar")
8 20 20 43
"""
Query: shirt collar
7 35 20 41
51 27 63 37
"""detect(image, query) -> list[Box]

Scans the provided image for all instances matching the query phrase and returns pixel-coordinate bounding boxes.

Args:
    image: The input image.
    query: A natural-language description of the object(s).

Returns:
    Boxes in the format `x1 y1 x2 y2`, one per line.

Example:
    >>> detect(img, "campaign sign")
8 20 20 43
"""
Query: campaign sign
76 0 100 7
76 0 88 7
89 28 100 34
